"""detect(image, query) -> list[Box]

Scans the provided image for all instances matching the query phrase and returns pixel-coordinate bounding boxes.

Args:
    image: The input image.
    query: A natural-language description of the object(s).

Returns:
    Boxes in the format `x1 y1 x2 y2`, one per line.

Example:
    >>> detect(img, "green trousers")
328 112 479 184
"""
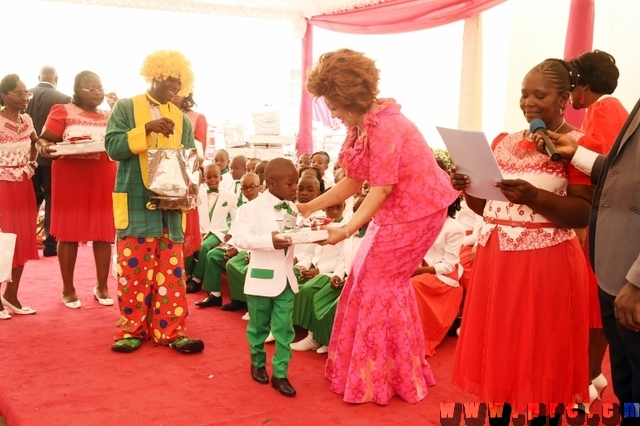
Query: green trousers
292 274 329 329
192 233 221 280
202 247 226 292
246 285 294 378
226 253 249 302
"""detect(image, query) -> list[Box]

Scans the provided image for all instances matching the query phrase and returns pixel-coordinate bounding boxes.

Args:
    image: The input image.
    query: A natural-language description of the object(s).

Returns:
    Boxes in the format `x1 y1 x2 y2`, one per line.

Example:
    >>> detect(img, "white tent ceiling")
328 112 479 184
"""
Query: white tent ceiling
44 0 387 20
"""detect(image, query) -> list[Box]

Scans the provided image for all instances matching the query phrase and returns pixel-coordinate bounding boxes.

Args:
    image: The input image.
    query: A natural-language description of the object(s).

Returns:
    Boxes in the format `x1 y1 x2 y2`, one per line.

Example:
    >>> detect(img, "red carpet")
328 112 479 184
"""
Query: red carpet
1 247 616 425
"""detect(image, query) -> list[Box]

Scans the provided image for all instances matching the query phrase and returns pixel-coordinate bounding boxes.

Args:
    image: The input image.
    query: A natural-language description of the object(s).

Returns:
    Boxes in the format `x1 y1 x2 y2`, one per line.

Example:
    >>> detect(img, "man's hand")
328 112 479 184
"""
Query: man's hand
614 282 640 332
145 117 175 137
533 130 579 161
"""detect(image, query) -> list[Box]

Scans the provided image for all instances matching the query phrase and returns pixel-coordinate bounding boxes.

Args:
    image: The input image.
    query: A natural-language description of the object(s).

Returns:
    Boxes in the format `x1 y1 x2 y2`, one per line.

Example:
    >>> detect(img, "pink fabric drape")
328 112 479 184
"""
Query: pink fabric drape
297 22 314 155
563 0 594 128
309 0 506 34
313 97 338 127
297 0 506 154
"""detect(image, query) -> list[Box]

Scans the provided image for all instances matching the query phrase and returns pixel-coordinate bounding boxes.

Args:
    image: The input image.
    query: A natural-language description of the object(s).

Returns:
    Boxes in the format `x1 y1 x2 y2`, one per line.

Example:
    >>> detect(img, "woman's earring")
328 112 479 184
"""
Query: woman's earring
348 111 355 117
560 105 564 115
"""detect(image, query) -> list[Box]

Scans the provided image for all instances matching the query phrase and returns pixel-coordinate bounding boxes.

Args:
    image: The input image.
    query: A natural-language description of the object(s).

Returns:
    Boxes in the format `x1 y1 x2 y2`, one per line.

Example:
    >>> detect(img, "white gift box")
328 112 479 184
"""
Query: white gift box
255 122 280 135
50 140 105 155
251 111 279 124
223 124 245 148
277 230 329 244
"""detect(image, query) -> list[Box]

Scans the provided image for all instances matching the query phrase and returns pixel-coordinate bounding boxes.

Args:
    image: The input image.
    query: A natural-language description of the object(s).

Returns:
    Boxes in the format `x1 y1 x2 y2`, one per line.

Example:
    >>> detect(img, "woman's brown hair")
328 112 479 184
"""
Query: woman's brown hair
306 48 380 115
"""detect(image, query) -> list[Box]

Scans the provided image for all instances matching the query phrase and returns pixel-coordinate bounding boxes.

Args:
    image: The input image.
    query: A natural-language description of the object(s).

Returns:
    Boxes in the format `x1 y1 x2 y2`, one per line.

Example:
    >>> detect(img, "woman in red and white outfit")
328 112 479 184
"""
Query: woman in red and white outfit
452 59 594 424
568 49 629 410
37 71 116 309
172 92 208 265
0 74 39 318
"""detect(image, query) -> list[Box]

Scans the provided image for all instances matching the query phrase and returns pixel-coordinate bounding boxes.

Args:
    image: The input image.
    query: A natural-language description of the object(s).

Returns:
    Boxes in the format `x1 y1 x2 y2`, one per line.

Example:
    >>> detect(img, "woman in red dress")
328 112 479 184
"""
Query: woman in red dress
37 71 116 309
0 74 39 318
568 49 629 408
451 59 594 423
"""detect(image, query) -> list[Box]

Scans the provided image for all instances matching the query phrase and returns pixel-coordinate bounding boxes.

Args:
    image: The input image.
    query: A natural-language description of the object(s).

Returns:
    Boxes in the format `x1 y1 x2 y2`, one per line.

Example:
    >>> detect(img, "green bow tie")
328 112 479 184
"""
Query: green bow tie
207 189 219 194
274 201 293 214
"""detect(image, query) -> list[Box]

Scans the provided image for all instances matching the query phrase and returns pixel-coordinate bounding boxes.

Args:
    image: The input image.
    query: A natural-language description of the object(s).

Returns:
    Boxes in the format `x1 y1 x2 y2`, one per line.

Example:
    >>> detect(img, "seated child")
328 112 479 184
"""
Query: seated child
290 196 369 354
411 194 465 356
310 150 333 189
214 148 233 191
232 158 300 397
255 160 268 187
185 164 237 293
196 172 263 309
229 155 247 205
290 202 346 352
296 153 311 170
246 157 261 174
298 166 325 193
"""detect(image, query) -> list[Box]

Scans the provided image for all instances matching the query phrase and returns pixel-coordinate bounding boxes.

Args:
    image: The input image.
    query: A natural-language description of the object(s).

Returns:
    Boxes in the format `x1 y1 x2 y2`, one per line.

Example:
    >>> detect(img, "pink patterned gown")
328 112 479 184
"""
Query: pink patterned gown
325 98 460 405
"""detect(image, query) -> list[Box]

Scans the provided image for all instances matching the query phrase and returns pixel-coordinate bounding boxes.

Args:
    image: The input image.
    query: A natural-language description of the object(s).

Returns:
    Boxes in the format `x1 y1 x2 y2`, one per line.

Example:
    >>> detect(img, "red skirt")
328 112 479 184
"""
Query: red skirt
50 153 116 242
583 236 603 328
0 176 39 268
412 270 463 356
452 230 589 413
458 245 474 291
183 209 201 256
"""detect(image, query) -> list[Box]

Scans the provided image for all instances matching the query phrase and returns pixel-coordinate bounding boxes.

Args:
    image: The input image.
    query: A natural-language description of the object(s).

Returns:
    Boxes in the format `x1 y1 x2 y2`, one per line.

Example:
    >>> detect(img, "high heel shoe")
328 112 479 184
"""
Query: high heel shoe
62 294 81 309
573 384 599 414
93 288 114 306
1 296 37 315
0 309 12 320
592 373 608 400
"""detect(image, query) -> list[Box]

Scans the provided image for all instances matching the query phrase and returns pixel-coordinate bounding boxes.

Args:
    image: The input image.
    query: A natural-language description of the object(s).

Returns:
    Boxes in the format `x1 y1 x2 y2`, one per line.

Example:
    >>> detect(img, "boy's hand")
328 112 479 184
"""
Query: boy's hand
330 275 344 288
224 246 238 259
271 231 293 250
301 268 319 280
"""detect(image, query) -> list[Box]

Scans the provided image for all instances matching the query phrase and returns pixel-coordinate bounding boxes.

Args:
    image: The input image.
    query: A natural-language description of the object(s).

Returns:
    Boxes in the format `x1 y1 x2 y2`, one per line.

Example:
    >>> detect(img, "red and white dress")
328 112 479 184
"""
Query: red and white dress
453 131 591 412
0 114 39 267
184 109 208 152
579 95 629 328
45 103 116 242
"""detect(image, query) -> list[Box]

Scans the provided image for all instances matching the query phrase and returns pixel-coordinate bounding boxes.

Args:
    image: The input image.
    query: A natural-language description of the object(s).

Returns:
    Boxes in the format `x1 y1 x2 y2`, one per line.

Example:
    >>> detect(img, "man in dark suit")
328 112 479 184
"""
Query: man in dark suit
540 101 640 418
25 66 71 257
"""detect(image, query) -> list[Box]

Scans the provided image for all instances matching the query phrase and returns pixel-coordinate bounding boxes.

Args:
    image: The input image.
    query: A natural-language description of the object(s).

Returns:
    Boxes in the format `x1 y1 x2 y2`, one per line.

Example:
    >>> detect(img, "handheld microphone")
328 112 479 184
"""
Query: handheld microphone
530 119 561 161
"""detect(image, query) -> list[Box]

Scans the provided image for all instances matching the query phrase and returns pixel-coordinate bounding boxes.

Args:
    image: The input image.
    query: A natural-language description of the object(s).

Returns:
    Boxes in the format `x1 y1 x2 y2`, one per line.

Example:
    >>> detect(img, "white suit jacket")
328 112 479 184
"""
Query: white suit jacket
232 191 298 297
220 172 235 193
197 186 237 241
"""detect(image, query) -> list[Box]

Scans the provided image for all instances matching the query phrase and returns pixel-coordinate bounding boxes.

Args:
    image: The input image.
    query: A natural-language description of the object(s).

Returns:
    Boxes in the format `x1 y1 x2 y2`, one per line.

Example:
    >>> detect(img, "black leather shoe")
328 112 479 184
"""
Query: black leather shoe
251 365 269 384
186 279 202 294
271 377 296 397
221 299 246 311
195 294 223 307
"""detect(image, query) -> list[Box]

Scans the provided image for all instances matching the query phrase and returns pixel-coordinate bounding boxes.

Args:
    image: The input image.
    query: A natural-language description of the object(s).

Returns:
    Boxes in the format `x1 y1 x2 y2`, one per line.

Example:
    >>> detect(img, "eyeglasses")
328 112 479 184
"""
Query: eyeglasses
241 184 260 191
80 87 104 94
8 91 33 99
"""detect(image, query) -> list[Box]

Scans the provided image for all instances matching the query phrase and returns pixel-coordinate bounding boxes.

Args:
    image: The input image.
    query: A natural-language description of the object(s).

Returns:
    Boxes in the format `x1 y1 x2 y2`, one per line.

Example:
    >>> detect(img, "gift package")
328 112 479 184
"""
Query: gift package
276 214 333 244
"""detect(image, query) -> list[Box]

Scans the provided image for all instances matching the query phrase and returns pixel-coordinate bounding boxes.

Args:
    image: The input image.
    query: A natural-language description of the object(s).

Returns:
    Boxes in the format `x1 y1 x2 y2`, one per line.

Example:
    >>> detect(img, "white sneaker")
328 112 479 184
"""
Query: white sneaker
316 345 328 354
264 332 276 343
242 312 250 321
290 334 321 352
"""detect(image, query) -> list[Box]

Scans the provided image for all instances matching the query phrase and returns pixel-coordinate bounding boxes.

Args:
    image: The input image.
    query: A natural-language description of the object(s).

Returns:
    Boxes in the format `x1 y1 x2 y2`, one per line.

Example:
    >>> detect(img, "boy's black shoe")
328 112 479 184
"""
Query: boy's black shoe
195 294 222 307
251 365 269 384
271 377 296 397
186 279 202 294
221 299 246 311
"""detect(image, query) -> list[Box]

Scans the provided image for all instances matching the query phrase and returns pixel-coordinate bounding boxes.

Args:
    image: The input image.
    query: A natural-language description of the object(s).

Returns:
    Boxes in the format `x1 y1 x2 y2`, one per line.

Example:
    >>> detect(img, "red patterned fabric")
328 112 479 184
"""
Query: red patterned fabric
47 104 116 242
0 114 35 182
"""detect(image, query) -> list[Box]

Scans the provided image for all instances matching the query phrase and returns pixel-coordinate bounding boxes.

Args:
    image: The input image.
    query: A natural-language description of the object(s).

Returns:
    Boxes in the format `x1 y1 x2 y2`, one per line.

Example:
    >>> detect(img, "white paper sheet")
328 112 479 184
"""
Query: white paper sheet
436 127 508 202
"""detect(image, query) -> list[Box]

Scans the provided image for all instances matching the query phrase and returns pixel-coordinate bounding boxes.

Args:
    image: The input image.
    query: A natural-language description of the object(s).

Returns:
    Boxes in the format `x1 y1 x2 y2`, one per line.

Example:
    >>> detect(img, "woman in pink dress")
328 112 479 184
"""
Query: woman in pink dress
298 49 459 405
37 71 116 309
0 74 39 318
451 59 594 423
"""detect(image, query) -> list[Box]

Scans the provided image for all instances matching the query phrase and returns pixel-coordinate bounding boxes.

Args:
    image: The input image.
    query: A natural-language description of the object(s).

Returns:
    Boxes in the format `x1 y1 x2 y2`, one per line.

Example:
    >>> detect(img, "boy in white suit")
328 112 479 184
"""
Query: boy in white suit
232 158 299 397
186 164 237 293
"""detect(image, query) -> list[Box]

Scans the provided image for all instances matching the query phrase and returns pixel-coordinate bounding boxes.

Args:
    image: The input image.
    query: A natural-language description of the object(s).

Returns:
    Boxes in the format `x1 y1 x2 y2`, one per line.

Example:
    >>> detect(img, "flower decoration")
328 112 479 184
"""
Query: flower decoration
140 50 194 96
432 148 454 172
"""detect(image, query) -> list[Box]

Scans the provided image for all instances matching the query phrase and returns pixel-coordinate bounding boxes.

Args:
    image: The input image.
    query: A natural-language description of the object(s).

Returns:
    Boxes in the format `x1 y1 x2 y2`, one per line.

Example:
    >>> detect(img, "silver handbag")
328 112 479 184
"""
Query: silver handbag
146 148 201 211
